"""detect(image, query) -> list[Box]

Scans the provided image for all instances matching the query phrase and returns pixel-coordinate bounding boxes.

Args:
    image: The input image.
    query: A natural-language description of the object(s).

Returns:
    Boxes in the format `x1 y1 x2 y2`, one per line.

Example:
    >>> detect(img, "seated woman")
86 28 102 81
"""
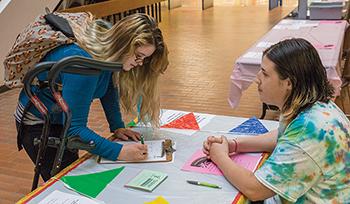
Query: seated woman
203 38 350 203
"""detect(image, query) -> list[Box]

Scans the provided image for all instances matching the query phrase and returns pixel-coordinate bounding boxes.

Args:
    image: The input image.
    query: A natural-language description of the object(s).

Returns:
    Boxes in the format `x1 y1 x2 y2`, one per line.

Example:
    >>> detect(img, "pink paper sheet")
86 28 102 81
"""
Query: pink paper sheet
181 149 263 176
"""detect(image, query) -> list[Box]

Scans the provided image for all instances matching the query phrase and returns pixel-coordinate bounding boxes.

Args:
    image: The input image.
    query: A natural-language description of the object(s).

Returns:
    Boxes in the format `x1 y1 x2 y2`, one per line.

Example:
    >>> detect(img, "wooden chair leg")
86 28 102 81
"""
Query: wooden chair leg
343 82 350 119
260 103 280 119
260 103 268 119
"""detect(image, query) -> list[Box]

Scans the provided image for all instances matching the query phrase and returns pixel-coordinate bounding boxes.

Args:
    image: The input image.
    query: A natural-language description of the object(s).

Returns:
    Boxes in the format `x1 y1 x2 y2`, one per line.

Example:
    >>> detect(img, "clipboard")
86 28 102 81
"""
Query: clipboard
96 139 175 164
162 139 175 162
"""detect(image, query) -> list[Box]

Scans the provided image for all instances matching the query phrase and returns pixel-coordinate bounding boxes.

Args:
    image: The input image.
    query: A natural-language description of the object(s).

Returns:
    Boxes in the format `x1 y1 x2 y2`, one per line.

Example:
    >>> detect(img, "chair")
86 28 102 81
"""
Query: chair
260 103 280 119
345 0 350 21
339 48 350 119
343 20 350 54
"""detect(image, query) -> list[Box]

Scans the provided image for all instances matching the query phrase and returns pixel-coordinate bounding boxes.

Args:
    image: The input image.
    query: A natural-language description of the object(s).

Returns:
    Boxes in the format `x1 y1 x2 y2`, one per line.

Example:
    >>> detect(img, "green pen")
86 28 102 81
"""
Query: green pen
186 180 222 189
140 134 144 144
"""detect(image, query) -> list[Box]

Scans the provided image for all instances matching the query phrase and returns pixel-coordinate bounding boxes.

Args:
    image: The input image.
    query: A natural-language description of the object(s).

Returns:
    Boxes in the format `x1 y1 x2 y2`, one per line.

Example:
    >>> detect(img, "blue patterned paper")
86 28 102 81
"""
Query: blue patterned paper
229 117 268 134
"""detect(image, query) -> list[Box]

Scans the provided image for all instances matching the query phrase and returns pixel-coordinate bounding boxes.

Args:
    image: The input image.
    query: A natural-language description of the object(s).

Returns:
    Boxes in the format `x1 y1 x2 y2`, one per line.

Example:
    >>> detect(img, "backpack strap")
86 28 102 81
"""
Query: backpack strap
44 13 75 38
17 101 33 151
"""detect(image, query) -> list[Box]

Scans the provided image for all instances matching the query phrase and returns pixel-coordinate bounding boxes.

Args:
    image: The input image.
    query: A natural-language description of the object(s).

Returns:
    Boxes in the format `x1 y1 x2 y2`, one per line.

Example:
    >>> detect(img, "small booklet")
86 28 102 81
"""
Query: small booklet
125 169 168 192
97 139 175 163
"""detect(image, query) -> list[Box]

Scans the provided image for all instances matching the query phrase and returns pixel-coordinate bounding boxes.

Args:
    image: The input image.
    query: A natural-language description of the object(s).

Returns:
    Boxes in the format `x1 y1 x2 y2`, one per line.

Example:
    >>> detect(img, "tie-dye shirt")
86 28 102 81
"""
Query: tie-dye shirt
255 101 350 203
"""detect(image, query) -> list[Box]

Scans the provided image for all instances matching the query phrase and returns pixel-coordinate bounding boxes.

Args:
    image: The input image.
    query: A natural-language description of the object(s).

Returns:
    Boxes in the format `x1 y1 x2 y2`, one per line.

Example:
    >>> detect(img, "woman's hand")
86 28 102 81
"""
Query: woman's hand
203 136 223 158
203 136 238 158
209 136 230 163
114 128 141 141
117 143 148 161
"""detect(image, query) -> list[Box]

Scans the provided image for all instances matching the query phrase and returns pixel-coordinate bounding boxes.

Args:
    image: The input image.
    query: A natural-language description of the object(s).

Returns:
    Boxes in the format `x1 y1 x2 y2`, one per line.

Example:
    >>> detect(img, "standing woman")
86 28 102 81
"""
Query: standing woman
15 13 169 181
203 38 350 203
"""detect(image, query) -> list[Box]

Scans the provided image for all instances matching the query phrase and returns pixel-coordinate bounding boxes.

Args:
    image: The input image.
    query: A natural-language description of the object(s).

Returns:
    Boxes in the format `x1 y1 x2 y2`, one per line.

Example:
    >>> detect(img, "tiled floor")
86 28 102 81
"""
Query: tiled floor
0 1 301 203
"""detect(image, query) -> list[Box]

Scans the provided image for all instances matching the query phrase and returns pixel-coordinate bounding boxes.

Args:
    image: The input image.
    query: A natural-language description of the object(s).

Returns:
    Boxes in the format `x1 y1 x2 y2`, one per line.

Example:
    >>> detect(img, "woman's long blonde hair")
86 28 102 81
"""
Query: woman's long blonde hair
69 13 169 126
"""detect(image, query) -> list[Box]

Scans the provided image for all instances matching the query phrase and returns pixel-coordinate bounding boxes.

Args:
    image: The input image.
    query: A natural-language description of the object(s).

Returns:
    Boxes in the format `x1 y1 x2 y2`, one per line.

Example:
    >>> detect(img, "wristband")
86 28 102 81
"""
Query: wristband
232 138 238 152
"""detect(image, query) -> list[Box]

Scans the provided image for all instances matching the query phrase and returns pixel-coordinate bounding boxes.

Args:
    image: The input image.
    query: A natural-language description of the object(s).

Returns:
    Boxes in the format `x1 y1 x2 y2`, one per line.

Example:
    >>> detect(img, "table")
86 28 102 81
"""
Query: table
17 110 279 204
228 19 348 108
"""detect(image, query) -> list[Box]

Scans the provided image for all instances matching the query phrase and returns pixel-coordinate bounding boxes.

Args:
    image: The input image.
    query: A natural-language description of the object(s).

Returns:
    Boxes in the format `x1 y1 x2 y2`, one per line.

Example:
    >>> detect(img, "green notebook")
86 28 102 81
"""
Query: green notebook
125 169 168 192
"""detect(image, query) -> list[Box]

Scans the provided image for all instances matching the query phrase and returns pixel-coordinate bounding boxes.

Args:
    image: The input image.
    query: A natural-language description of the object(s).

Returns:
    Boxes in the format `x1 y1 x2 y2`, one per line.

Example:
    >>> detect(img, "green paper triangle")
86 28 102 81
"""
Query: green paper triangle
61 166 125 198
127 120 137 127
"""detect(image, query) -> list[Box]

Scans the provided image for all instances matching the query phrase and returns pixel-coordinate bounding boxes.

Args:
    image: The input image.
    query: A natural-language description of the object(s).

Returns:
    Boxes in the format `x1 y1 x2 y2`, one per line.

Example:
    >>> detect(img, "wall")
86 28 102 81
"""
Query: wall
0 0 59 86
168 0 181 9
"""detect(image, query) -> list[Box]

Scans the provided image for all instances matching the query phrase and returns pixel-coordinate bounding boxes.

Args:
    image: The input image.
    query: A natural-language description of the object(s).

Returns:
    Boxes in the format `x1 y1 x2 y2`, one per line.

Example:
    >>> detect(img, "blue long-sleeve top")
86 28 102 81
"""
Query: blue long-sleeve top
18 44 124 160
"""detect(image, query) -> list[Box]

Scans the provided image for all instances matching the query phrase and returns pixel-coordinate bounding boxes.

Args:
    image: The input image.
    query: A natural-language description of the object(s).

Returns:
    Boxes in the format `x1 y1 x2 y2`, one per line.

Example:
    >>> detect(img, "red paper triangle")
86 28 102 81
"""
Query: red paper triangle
161 112 200 130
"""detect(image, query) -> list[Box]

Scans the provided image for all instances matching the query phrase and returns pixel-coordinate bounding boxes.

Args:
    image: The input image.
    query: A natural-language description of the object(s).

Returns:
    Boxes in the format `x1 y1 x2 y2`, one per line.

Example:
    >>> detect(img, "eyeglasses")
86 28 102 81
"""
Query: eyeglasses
135 52 150 65
135 55 146 62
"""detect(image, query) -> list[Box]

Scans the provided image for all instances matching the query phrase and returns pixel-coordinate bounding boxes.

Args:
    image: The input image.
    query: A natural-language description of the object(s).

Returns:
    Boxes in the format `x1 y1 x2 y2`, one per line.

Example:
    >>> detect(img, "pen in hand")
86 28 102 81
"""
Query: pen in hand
140 134 145 144
187 180 222 189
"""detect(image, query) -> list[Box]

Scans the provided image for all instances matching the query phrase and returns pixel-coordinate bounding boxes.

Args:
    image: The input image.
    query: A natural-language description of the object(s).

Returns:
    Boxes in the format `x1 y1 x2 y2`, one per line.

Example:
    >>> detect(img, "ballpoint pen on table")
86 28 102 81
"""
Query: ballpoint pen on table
186 180 222 189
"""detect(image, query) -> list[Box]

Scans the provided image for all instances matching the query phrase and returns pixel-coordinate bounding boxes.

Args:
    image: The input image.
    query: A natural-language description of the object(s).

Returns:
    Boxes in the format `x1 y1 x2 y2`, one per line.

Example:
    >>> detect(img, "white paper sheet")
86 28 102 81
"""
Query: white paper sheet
273 24 300 30
300 23 319 27
273 20 315 30
242 51 263 59
256 41 274 48
159 109 215 136
38 190 104 204
99 140 175 163
279 19 307 25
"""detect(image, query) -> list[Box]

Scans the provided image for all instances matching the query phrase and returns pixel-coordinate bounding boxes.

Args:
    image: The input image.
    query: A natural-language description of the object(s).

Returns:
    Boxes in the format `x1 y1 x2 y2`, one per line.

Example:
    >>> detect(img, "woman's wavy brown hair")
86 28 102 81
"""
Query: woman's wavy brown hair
70 13 169 126
263 38 334 125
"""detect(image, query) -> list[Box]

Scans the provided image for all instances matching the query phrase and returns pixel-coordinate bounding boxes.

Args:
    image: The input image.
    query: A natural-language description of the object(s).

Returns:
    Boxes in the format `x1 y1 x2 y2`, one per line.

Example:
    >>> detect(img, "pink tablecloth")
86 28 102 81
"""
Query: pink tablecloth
229 19 348 108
